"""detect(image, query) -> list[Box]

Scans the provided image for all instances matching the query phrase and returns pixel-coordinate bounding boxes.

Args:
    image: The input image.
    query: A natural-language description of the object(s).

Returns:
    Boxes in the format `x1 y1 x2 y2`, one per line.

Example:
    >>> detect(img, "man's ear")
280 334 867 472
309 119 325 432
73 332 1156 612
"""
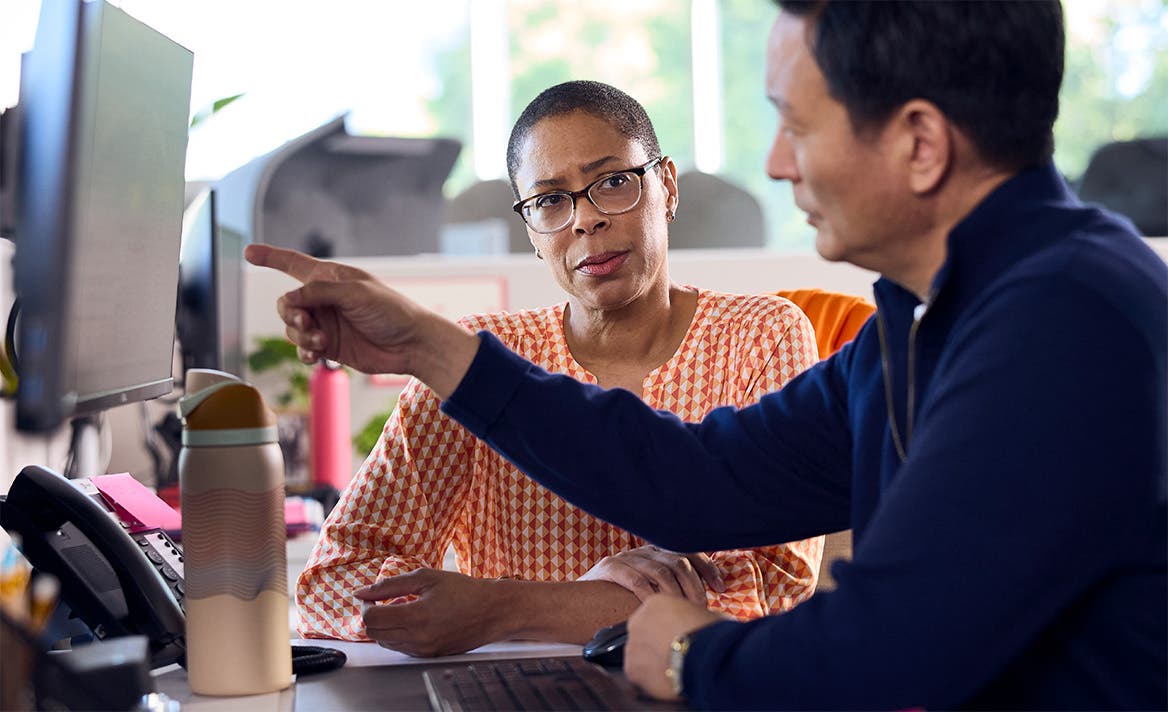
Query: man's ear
897 99 952 195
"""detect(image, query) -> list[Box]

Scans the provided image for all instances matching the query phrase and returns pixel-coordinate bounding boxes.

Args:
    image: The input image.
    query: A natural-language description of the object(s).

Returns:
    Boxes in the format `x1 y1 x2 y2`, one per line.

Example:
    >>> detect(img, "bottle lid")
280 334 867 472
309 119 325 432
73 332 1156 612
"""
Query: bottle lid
179 369 278 447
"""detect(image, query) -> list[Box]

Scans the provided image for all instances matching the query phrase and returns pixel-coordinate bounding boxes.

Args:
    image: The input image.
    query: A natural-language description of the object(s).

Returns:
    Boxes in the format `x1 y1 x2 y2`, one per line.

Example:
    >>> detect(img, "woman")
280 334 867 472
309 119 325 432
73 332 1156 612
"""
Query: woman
295 80 822 655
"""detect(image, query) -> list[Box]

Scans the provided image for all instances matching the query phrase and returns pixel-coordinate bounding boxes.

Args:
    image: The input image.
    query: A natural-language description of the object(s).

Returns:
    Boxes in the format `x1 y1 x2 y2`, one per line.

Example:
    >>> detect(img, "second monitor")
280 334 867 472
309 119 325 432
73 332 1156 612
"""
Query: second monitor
177 187 245 381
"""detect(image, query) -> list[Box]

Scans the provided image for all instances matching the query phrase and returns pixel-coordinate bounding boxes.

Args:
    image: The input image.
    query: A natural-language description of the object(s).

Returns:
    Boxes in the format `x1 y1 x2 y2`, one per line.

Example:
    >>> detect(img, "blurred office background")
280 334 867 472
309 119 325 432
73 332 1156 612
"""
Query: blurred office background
0 0 1165 493
2 0 1165 252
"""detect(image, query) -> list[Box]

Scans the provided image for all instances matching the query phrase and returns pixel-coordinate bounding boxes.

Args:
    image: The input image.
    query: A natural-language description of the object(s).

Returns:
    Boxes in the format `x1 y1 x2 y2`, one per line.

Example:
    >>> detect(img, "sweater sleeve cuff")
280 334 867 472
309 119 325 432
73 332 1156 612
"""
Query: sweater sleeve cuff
440 330 531 437
682 619 744 705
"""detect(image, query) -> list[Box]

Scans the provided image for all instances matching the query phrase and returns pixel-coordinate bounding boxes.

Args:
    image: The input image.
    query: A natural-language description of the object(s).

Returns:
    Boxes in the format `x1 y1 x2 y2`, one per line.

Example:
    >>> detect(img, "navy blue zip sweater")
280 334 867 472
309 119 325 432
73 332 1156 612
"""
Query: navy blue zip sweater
442 163 1167 710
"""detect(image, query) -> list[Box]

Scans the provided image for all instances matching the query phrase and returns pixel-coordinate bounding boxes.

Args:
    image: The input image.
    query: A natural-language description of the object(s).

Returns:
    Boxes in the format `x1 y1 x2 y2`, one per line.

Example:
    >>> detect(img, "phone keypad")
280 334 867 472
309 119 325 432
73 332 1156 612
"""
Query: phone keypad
132 529 185 611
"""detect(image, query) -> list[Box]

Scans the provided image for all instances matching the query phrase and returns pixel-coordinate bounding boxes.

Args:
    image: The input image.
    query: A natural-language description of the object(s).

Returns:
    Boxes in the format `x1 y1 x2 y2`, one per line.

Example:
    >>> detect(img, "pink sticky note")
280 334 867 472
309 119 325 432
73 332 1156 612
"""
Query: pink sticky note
91 473 182 534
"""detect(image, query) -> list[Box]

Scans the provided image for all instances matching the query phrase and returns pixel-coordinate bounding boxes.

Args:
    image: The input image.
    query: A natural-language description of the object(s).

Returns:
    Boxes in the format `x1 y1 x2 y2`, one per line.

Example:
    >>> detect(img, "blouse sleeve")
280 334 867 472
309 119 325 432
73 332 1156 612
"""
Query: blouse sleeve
706 300 824 619
295 377 478 640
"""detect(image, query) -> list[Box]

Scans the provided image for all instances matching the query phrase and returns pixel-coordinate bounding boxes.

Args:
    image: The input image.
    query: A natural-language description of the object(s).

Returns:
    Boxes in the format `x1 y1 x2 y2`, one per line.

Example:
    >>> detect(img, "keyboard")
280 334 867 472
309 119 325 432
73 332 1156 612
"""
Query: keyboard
423 657 642 711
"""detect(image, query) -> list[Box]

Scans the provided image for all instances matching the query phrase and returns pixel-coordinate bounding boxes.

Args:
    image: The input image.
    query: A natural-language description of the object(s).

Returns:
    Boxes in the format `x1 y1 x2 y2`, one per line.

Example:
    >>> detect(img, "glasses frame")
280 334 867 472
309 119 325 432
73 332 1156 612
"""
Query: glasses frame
512 156 665 234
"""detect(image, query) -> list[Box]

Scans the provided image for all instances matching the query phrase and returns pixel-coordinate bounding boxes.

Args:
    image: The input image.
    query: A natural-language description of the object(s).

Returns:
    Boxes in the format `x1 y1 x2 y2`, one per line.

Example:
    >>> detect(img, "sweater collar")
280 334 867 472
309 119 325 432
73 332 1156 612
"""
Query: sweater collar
874 161 1076 313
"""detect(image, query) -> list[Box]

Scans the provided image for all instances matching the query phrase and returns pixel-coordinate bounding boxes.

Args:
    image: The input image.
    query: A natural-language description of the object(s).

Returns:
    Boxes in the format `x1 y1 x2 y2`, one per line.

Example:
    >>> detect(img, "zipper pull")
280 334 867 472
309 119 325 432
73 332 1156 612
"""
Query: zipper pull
913 302 928 322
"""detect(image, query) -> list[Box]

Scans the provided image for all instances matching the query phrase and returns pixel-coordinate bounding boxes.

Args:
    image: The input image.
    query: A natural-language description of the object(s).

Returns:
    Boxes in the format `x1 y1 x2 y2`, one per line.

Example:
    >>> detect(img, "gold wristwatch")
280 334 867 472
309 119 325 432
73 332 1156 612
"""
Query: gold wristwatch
665 632 692 697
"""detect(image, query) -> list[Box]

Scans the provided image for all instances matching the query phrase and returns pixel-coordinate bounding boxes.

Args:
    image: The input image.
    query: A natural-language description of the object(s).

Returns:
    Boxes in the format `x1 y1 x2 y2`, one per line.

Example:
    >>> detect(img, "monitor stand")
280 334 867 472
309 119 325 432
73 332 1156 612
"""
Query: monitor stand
65 415 102 479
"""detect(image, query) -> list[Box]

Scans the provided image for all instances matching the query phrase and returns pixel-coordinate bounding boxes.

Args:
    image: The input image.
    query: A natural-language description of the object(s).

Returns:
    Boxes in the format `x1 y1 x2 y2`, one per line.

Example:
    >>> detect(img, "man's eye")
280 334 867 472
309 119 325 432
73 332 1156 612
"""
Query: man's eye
535 194 565 209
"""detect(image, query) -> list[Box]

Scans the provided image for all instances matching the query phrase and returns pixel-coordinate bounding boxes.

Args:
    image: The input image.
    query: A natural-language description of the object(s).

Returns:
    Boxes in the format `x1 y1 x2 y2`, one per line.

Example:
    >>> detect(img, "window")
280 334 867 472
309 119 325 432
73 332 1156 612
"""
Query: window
1056 0 1167 180
3 1 1163 250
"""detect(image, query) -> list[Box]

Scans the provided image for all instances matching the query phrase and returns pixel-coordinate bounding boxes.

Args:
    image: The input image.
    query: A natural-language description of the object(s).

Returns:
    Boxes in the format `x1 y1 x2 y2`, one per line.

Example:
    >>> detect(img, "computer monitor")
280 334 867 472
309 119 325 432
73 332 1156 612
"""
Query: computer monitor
177 188 245 380
7 0 194 435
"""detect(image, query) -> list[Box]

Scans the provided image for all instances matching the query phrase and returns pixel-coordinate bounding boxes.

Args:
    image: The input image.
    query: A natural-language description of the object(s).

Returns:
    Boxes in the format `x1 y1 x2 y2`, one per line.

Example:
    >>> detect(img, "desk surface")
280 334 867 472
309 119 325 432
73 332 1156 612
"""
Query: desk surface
157 658 456 711
153 640 681 711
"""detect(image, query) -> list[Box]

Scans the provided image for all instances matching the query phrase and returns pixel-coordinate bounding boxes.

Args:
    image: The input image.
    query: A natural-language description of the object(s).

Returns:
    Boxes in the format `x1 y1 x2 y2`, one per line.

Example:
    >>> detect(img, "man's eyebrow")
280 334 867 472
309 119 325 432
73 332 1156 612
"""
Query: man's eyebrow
528 155 621 192
768 93 791 114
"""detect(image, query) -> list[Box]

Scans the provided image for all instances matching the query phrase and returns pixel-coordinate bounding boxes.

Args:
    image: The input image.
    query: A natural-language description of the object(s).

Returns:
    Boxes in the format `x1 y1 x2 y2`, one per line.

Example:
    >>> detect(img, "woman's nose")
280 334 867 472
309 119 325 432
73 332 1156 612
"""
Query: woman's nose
572 196 609 236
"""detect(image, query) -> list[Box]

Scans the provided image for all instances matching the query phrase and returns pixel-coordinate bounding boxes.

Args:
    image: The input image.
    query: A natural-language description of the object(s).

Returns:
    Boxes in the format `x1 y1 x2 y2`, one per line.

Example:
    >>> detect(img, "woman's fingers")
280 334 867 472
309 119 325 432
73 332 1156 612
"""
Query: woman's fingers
686 553 726 593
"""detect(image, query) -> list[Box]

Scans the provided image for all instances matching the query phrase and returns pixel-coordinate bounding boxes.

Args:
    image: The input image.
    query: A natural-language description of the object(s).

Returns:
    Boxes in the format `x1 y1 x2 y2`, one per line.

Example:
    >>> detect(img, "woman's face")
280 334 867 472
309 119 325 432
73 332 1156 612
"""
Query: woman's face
512 110 678 314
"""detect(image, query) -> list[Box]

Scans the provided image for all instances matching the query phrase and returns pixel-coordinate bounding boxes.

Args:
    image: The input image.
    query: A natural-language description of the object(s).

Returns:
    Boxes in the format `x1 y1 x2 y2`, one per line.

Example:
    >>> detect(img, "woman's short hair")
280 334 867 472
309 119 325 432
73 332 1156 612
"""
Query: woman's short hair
506 80 662 199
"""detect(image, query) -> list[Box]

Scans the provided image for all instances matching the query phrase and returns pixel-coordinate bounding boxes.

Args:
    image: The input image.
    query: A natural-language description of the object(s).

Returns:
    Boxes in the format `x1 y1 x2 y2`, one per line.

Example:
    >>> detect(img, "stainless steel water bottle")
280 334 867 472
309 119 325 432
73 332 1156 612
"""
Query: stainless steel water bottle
178 369 292 696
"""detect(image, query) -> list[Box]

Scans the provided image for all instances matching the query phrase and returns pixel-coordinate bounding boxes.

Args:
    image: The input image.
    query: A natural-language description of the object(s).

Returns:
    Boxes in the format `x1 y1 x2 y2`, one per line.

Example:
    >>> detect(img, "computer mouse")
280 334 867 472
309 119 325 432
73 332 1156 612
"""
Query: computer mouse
582 620 628 668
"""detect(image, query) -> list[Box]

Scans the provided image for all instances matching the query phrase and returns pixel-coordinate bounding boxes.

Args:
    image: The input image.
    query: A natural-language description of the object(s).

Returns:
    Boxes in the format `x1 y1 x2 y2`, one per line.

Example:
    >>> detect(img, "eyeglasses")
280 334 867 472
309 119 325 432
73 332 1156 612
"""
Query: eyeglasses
512 156 664 234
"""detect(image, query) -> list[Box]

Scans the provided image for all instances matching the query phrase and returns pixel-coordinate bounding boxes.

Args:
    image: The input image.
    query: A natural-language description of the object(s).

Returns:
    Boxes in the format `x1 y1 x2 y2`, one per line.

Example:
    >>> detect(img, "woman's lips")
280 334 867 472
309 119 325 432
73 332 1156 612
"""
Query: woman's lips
575 251 630 276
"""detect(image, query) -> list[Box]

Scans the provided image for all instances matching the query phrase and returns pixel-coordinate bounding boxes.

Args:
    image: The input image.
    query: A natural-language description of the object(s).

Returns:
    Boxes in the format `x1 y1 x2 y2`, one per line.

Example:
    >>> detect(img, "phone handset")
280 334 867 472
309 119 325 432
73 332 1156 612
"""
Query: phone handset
0 465 185 668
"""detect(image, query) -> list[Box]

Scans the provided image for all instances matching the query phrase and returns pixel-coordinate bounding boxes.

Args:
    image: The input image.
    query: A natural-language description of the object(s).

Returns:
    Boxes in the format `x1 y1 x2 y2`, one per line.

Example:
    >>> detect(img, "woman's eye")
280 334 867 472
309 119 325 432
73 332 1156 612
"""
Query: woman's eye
535 194 565 209
603 174 630 189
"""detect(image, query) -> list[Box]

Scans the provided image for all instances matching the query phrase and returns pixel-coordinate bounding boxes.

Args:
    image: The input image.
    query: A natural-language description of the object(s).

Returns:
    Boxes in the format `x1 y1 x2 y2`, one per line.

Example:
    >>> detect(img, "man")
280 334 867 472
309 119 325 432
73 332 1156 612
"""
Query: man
248 1 1167 708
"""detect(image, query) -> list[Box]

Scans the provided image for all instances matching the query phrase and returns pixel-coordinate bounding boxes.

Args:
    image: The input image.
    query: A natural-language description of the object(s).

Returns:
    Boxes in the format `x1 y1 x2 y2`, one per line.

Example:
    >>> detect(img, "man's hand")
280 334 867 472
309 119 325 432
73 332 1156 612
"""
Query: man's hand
245 244 478 398
624 595 728 701
579 546 725 604
353 569 506 657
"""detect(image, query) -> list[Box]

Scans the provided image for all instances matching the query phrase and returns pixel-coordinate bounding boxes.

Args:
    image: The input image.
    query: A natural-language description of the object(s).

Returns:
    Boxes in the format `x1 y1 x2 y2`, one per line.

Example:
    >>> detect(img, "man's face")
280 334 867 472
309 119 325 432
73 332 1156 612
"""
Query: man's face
764 12 912 268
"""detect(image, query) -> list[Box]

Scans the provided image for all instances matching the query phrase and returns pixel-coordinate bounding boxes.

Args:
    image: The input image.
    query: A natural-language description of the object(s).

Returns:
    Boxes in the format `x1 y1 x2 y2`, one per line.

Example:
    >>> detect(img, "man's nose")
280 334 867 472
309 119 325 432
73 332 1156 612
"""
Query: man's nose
766 130 799 182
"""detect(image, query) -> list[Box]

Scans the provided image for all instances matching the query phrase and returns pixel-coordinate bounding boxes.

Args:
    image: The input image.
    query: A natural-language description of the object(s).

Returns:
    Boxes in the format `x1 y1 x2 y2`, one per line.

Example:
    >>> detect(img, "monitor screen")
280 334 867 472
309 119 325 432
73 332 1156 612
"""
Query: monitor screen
177 188 245 380
11 0 194 433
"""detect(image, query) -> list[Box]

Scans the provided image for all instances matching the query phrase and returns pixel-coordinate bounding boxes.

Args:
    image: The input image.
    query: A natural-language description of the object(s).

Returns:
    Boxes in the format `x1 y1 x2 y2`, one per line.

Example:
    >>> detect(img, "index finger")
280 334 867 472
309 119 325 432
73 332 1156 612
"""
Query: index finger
244 244 323 283
362 597 420 637
686 553 725 592
353 569 432 601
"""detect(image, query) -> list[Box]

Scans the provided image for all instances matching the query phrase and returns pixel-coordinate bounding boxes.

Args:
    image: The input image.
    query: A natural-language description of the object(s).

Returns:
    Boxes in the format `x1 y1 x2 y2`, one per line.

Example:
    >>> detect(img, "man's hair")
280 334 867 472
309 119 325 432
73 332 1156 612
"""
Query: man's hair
778 1 1064 170
506 80 662 199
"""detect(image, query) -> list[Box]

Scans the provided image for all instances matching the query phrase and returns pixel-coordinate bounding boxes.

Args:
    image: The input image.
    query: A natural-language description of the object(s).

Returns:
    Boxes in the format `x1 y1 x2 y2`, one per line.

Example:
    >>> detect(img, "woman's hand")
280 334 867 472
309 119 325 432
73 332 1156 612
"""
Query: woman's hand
579 546 725 605
244 244 478 398
353 569 507 657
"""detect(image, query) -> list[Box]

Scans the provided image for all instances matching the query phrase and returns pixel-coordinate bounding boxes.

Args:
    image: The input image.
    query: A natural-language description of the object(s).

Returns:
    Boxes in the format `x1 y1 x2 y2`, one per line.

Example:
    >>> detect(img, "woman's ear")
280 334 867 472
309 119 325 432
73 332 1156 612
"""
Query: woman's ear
661 156 680 212
897 99 952 195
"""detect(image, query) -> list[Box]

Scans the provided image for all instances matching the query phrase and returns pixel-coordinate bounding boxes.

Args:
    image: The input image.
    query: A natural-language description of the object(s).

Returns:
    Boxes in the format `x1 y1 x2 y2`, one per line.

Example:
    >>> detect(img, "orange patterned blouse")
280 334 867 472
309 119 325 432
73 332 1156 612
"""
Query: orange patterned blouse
296 289 823 640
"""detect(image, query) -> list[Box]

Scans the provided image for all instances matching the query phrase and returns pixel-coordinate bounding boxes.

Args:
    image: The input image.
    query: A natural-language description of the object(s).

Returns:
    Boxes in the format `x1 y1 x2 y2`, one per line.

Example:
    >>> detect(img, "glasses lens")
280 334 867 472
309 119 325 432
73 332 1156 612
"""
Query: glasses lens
589 172 641 214
525 193 573 232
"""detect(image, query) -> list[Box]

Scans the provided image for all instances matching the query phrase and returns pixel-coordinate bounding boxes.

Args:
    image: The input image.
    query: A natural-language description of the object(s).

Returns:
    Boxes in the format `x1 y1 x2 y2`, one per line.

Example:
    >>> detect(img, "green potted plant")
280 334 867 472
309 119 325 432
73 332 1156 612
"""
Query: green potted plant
248 336 406 480
247 337 311 410
247 337 312 486
353 402 398 457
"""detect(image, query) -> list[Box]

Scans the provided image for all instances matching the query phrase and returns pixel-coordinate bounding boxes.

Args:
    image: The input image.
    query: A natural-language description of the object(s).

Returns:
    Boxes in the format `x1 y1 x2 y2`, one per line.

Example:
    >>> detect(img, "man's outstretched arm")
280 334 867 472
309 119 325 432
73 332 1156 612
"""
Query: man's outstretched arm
442 330 853 551
244 243 480 399
247 243 853 552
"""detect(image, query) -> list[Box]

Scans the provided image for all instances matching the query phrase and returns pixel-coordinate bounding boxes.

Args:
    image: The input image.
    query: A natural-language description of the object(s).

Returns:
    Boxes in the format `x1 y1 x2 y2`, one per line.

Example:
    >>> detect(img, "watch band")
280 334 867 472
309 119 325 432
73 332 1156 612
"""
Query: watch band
665 633 692 697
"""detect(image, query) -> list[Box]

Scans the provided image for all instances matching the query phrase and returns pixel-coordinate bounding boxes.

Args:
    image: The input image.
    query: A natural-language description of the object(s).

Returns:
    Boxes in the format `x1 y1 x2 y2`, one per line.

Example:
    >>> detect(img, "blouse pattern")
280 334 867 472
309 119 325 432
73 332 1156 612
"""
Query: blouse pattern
296 289 824 640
